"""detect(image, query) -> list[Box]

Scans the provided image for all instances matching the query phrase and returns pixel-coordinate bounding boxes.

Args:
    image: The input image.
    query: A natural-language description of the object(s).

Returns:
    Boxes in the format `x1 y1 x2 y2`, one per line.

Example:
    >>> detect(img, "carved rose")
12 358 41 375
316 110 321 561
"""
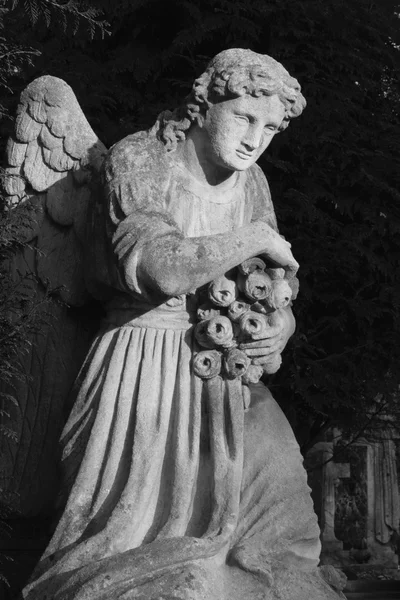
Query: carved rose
224 348 251 379
239 311 270 340
194 316 235 349
239 308 284 341
193 350 222 379
208 275 238 307
239 271 273 304
242 364 264 385
194 320 217 349
271 279 292 310
228 299 250 322
205 316 235 348
197 303 221 322
239 257 266 275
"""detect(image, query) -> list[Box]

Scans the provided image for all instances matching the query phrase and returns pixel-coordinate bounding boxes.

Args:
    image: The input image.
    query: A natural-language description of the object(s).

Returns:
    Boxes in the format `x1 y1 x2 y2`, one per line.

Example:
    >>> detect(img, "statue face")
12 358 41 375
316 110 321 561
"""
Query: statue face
199 93 286 173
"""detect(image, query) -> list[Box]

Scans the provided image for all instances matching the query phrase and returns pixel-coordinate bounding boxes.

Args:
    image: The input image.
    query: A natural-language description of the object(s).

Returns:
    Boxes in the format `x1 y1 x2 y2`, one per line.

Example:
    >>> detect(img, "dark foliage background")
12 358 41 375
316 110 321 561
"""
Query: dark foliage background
1 0 400 454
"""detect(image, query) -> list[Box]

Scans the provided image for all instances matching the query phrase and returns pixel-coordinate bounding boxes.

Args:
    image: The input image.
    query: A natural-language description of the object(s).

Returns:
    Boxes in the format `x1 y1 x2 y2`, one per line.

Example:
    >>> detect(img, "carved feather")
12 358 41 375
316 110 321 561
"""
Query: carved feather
39 125 64 151
63 123 99 159
15 109 42 143
24 83 45 103
23 141 64 192
46 105 69 138
27 99 48 124
42 145 76 172
41 79 69 107
6 138 28 167
3 165 25 196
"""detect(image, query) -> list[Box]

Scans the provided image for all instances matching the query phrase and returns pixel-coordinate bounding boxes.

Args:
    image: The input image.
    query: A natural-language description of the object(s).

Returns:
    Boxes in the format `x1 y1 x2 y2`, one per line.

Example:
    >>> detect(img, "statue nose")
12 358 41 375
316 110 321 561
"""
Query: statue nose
242 140 257 152
242 127 263 151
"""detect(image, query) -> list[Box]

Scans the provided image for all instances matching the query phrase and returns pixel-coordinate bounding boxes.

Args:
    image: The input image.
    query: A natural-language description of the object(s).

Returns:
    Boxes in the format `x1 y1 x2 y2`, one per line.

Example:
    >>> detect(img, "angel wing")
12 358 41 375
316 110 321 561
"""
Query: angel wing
1 76 107 516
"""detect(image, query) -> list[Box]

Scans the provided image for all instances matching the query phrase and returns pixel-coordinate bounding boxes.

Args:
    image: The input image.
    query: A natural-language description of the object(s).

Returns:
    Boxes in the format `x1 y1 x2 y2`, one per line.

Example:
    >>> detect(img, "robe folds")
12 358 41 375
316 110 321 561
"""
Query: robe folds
23 131 340 600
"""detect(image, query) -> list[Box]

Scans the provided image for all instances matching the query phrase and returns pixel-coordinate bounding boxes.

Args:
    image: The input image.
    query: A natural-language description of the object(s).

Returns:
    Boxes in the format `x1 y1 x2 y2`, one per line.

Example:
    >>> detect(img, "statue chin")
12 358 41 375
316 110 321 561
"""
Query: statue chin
3 48 344 600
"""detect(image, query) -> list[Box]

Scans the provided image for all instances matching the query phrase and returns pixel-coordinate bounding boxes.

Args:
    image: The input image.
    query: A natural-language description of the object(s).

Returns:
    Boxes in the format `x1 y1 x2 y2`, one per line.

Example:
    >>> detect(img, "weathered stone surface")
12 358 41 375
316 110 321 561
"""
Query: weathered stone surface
3 49 341 599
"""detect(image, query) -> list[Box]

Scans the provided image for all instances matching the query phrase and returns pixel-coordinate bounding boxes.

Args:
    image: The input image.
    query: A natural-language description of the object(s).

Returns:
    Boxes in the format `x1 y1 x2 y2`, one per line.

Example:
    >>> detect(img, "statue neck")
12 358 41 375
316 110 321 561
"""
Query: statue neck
177 128 236 187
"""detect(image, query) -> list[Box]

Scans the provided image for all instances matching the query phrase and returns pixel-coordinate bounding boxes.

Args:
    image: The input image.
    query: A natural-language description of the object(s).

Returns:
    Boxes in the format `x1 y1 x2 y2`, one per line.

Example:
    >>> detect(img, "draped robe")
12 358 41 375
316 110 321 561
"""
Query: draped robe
23 130 341 600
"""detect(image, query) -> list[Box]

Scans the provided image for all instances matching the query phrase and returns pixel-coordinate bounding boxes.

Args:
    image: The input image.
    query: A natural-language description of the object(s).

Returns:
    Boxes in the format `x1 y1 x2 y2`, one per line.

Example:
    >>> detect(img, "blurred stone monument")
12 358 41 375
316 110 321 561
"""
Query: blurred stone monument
307 425 400 571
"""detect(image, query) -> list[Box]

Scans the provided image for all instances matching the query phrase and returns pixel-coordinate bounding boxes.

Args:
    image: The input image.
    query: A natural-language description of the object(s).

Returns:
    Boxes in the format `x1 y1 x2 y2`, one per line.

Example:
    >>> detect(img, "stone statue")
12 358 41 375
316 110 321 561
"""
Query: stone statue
4 49 345 599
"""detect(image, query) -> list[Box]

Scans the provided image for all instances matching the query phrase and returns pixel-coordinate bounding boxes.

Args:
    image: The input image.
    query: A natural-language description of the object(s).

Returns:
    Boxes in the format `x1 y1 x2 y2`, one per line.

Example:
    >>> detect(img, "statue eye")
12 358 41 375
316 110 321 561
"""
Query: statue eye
235 115 249 124
264 125 277 133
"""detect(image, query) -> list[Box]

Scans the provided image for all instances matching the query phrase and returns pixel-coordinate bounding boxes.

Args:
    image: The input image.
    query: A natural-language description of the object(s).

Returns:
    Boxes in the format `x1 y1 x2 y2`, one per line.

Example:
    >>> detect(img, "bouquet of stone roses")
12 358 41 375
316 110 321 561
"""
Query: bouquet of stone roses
192 257 298 389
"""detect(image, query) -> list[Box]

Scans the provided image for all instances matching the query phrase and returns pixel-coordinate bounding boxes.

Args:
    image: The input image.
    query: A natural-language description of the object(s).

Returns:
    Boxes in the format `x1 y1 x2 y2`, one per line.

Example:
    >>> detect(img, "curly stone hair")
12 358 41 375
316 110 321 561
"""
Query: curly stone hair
156 48 306 151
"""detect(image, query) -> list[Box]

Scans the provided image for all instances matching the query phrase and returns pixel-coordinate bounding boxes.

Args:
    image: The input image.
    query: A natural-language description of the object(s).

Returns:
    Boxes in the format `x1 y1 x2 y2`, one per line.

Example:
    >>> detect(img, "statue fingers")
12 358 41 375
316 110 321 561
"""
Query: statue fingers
252 352 281 365
240 337 279 350
242 347 277 358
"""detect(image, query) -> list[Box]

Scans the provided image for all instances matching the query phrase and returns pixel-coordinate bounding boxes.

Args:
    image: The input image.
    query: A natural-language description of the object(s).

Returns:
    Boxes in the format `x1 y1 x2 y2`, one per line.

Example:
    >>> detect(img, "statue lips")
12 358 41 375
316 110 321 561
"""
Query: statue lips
236 149 254 160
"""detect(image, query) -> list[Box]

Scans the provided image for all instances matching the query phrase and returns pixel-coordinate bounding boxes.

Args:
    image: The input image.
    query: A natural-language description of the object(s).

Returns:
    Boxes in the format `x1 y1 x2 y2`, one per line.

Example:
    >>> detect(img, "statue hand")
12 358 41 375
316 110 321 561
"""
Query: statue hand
239 308 295 365
257 225 299 277
240 335 285 365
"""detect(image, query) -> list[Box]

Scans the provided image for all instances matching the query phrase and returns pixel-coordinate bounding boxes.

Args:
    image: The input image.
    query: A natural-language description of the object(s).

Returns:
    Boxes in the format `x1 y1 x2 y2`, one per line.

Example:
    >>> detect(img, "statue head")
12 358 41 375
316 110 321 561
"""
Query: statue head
158 48 306 152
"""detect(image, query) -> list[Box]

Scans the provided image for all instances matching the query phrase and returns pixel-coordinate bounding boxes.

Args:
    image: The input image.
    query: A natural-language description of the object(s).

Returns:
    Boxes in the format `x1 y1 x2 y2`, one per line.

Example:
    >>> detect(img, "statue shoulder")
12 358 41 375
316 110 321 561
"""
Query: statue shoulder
246 163 272 199
246 163 277 229
103 130 171 188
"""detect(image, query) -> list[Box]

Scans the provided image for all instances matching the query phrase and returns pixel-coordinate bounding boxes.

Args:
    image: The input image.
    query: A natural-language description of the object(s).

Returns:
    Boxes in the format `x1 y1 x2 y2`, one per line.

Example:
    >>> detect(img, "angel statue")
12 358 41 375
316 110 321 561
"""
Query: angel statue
3 49 345 599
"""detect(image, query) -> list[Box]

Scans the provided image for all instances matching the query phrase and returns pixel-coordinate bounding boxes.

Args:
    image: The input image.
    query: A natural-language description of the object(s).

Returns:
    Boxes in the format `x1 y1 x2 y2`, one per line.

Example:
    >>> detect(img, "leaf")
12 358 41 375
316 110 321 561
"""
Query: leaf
0 425 18 441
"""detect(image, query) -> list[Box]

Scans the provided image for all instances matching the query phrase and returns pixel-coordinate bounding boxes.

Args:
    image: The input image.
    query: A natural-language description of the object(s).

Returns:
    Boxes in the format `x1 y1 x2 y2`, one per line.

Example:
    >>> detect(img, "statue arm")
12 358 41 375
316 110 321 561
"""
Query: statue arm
112 210 295 300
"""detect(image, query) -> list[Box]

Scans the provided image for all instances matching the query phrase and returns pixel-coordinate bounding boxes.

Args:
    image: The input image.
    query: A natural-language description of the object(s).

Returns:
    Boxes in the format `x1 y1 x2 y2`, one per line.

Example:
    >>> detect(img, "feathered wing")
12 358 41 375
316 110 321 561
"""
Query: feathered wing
1 76 107 516
4 75 106 304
